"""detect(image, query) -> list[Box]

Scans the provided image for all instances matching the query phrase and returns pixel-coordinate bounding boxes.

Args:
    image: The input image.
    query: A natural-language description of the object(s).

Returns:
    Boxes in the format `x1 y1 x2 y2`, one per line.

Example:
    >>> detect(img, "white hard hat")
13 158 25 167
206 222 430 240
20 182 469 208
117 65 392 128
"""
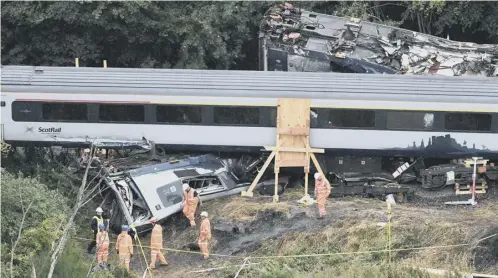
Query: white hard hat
96 207 103 213
182 183 190 190
314 173 321 179
200 211 208 217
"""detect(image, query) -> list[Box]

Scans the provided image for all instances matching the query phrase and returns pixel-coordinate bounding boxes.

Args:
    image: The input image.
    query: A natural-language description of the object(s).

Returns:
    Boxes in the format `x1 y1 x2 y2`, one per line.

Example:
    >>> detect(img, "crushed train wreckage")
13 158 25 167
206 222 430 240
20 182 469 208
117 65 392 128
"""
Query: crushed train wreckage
84 147 498 233
98 154 290 233
259 3 498 76
90 151 419 233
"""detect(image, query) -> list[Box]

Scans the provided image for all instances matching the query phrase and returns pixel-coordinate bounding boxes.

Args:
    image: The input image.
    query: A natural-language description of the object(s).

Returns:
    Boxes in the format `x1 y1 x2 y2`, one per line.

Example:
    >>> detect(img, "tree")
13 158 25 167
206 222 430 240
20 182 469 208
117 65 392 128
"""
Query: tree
0 169 69 277
1 1 270 70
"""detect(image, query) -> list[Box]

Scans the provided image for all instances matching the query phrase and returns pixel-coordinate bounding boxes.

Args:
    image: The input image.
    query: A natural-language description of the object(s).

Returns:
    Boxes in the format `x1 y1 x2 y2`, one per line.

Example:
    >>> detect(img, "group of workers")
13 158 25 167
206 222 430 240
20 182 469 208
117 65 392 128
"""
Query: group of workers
87 182 212 272
86 172 328 272
182 183 212 259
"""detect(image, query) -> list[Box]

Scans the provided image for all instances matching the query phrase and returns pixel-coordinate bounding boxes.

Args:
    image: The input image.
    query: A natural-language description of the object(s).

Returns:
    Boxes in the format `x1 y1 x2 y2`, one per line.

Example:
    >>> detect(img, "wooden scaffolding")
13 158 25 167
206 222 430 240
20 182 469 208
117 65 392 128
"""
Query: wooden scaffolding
241 98 328 203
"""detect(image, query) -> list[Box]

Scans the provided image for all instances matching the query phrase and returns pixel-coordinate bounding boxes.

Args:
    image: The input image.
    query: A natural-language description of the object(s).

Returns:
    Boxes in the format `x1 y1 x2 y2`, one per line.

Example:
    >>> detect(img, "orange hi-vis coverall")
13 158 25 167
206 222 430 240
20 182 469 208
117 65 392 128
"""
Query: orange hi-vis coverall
96 230 110 264
183 189 199 227
315 178 331 217
198 218 212 259
149 224 168 269
116 232 133 271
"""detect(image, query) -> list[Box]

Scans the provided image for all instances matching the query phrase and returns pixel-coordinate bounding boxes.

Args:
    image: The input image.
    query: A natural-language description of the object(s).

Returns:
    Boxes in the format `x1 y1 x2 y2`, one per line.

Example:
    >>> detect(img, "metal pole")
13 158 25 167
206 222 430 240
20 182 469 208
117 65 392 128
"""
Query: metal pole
471 157 478 205
103 60 107 68
75 58 79 67
386 202 392 264
263 38 268 71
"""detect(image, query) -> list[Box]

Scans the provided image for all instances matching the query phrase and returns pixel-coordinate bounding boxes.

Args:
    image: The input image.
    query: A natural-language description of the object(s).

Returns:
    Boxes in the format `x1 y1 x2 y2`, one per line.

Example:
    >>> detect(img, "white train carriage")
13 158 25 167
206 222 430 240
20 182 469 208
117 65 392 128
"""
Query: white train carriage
1 66 498 166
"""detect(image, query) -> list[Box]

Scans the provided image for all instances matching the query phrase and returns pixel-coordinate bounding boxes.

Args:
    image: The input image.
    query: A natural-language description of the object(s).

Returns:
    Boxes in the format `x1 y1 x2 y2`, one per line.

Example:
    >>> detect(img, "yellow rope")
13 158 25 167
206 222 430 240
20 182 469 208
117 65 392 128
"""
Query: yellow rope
74 232 498 260
130 225 153 278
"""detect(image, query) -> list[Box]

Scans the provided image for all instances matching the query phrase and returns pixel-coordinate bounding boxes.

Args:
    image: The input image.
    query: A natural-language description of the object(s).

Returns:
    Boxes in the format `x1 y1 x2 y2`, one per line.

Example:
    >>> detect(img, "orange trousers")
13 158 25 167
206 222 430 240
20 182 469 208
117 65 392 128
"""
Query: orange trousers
150 249 168 268
198 240 209 259
97 246 109 264
183 201 198 227
317 193 328 217
119 254 131 271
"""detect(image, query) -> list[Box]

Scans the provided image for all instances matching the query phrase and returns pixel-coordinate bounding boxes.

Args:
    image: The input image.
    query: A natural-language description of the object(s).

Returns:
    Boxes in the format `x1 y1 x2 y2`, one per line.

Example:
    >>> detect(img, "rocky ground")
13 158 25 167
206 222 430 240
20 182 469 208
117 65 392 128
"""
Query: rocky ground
85 184 498 278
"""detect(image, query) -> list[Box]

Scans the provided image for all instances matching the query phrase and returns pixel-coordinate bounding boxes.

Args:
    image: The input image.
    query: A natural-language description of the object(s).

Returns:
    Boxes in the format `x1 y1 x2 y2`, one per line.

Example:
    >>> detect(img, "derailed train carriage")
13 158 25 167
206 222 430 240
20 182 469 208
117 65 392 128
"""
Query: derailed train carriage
2 65 498 229
259 3 498 76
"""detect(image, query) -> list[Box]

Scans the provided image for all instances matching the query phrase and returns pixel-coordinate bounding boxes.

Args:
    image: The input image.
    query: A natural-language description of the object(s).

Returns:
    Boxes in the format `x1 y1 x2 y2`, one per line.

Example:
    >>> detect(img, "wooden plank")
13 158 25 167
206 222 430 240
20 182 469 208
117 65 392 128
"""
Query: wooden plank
277 127 310 136
263 147 324 153
243 150 277 195
277 98 310 164
278 159 308 167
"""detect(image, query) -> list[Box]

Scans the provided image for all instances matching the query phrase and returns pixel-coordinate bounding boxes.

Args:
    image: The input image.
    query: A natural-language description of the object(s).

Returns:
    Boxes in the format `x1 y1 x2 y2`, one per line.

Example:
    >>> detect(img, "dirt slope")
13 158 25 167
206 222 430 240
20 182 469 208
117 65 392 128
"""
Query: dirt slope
121 190 498 278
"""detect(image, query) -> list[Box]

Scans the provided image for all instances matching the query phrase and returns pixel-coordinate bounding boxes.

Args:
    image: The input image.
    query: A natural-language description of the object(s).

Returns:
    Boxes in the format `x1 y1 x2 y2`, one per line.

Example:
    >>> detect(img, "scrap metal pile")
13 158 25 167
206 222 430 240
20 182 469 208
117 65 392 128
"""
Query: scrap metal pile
261 3 498 76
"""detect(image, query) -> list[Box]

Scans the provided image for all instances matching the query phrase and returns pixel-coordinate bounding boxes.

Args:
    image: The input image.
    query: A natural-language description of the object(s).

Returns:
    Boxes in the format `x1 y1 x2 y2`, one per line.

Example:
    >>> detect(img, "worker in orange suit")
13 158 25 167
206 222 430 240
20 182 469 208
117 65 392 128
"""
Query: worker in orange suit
116 225 133 271
182 183 199 227
148 217 168 269
314 172 331 218
96 223 110 266
197 211 212 260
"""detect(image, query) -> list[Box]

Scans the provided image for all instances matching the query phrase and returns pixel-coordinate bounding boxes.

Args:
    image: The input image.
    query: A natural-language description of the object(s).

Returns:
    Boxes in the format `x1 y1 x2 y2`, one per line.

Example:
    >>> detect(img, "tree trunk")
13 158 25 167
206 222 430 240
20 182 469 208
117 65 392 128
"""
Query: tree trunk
46 146 94 278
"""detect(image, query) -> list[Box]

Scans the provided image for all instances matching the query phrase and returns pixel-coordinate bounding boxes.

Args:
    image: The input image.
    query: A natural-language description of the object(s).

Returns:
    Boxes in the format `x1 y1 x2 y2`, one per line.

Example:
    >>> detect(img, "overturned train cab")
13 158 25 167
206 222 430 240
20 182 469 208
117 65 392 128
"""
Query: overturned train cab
100 154 289 234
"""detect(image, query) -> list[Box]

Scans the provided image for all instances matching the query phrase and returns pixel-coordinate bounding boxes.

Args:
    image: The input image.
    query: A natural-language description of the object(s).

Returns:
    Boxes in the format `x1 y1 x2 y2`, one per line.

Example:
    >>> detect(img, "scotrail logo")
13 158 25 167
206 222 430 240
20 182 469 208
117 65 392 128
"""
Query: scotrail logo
38 127 62 134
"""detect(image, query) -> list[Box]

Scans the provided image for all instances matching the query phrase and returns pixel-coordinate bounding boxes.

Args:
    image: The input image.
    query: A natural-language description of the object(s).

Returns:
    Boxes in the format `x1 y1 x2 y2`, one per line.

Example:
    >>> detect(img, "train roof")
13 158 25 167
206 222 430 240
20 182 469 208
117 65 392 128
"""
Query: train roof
260 5 498 76
2 65 498 100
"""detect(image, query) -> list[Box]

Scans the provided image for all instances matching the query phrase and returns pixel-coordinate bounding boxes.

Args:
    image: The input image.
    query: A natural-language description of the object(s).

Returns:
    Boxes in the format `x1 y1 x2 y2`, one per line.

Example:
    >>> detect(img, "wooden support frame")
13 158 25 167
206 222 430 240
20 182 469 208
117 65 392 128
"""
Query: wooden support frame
241 98 329 203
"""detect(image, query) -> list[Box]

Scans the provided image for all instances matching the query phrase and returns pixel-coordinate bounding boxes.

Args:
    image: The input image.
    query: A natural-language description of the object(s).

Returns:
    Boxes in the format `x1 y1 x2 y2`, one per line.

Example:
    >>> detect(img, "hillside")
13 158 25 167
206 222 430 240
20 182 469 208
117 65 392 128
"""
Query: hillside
93 189 498 278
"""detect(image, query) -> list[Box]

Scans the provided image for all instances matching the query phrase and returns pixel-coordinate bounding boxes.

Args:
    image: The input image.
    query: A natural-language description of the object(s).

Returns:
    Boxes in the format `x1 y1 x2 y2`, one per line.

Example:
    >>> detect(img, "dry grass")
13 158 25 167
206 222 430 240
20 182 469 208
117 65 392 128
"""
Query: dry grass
243 206 483 277
220 197 292 221
282 187 308 199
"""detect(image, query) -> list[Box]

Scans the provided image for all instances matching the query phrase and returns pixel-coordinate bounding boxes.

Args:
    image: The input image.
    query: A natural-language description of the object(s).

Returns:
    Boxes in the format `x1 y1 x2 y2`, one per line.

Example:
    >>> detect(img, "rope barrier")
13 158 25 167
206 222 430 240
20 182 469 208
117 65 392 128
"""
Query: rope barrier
74 232 498 261
133 233 153 278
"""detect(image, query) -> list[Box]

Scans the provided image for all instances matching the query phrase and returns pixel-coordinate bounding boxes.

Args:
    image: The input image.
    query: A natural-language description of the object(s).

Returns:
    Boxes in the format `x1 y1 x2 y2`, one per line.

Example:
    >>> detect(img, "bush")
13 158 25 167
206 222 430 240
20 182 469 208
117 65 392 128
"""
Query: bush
31 241 90 278
1 169 70 277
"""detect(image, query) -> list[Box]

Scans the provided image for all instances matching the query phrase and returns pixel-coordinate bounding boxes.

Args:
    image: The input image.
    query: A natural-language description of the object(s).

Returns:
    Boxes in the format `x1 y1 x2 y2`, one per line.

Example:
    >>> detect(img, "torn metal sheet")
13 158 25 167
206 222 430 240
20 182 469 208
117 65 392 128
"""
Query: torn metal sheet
260 4 498 76
101 154 289 233
48 135 152 150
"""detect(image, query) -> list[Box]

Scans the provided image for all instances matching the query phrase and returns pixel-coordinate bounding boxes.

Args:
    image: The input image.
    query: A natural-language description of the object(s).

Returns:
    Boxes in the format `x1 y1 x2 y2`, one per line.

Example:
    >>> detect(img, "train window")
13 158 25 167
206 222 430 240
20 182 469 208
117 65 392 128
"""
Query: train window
42 103 88 121
99 104 144 122
156 105 202 124
269 107 318 127
327 109 375 128
214 106 259 125
386 111 434 130
445 112 491 131
12 101 40 122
